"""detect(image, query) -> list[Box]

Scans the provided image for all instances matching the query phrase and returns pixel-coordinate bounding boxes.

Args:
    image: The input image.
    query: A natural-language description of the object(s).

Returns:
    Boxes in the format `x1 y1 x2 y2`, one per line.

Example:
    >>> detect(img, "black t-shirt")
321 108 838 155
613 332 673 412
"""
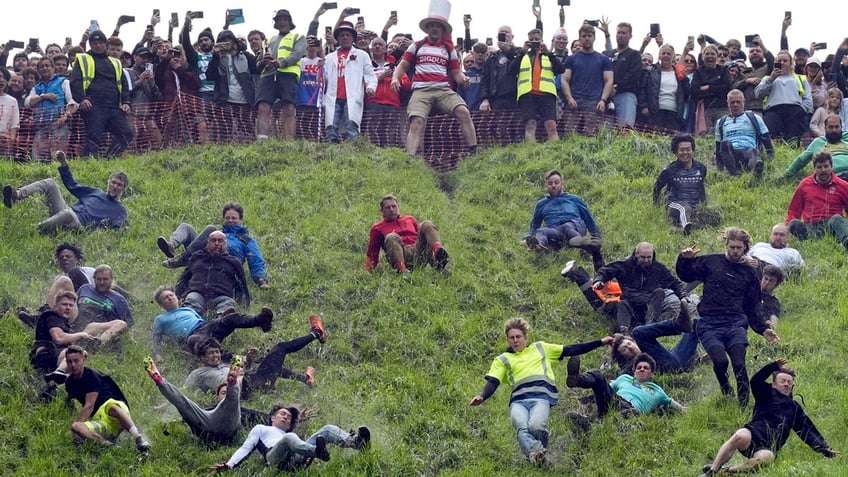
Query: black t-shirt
34 310 69 344
65 367 124 411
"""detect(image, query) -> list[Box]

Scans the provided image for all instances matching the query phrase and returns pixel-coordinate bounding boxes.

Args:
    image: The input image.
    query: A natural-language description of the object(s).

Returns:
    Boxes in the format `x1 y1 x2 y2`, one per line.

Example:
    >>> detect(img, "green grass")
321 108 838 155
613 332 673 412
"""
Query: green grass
1 132 846 476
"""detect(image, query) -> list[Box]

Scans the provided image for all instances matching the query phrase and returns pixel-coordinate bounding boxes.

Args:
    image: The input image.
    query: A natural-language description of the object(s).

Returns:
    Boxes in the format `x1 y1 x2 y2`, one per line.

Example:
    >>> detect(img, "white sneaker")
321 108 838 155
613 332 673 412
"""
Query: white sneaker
561 260 576 278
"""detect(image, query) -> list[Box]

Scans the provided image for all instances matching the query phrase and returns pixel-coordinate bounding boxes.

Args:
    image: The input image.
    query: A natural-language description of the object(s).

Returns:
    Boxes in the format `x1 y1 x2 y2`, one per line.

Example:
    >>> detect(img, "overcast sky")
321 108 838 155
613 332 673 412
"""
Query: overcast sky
5 1 845 62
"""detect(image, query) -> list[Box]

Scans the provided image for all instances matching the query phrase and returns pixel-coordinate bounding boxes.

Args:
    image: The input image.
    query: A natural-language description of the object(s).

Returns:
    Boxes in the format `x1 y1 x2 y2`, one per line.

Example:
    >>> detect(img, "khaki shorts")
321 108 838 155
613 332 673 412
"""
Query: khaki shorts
407 86 467 119
84 399 129 439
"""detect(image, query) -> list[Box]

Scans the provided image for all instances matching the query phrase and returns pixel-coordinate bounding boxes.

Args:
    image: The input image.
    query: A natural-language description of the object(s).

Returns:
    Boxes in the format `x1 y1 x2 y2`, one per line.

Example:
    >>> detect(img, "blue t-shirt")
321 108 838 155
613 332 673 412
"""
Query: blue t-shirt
297 57 323 107
715 111 768 149
610 374 671 414
77 284 132 324
458 66 483 110
563 51 612 101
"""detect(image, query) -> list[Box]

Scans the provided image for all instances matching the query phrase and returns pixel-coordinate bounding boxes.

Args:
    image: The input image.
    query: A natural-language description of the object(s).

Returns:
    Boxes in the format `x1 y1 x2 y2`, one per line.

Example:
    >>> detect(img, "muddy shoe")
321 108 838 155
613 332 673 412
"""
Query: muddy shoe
157 236 176 258
3 185 17 208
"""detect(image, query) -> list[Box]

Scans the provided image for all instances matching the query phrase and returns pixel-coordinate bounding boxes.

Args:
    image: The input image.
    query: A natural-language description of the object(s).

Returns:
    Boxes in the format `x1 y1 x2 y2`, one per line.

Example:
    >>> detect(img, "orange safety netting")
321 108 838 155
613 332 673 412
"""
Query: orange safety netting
2 97 680 171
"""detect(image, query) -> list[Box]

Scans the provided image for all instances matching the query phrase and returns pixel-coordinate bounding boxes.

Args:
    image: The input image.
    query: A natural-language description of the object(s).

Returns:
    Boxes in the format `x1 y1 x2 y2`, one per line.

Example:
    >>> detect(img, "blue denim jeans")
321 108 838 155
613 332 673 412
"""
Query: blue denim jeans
171 223 217 256
632 318 699 373
509 398 550 457
613 91 637 126
534 220 587 249
266 424 355 470
326 99 360 143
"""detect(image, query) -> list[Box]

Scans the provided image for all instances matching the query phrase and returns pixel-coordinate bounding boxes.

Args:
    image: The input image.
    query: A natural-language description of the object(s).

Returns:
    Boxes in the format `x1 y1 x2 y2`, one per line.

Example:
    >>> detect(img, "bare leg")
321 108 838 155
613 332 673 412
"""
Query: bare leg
706 428 752 472
453 106 477 148
281 103 296 139
257 102 273 137
83 321 128 344
406 116 425 155
728 449 775 473
524 119 537 142
543 119 559 141
71 421 106 442
46 276 75 307
108 404 143 438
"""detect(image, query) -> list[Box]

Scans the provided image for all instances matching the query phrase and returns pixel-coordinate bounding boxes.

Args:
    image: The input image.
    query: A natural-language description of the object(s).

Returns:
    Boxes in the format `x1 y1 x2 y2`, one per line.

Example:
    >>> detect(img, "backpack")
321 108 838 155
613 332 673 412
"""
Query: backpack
718 111 764 147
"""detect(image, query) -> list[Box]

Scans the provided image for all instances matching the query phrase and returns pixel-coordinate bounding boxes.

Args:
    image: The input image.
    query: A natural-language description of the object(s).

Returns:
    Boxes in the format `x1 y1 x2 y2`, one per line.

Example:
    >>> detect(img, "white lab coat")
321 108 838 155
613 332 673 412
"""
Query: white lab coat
323 47 377 127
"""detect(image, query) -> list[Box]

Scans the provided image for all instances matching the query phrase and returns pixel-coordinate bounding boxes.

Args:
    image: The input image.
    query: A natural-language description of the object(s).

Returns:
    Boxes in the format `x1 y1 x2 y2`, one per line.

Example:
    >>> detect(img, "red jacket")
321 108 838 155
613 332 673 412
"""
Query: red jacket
365 215 419 271
367 56 409 108
786 173 848 224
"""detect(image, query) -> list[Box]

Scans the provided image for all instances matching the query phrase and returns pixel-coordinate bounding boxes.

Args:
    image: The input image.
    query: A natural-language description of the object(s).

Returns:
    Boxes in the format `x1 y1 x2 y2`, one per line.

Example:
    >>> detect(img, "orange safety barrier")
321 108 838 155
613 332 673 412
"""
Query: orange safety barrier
2 98 682 170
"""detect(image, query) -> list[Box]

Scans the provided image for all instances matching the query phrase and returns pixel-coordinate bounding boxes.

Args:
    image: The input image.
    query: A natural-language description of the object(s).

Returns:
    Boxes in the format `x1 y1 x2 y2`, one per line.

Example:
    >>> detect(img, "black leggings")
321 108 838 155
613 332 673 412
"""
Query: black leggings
707 343 749 405
252 333 315 385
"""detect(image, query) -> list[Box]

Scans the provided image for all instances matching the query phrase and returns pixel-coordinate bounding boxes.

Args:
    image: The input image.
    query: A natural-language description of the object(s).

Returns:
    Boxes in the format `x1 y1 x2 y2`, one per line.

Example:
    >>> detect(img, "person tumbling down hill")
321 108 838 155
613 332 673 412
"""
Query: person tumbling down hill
365 194 450 274
699 359 840 476
469 317 613 466
524 169 604 271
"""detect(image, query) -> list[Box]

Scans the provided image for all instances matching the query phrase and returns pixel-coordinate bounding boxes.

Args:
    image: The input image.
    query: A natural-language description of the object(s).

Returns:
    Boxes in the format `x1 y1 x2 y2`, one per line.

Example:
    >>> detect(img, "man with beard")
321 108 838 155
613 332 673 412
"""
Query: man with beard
590 242 688 333
74 265 131 345
3 151 128 234
785 151 848 250
365 194 450 274
176 231 251 316
783 114 848 179
256 9 305 141
738 41 774 114
676 227 779 408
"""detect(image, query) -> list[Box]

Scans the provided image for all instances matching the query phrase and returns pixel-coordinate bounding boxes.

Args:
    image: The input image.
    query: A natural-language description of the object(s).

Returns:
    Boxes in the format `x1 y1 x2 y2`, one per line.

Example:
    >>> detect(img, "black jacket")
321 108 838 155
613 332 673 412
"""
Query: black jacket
480 46 521 102
595 248 685 305
691 65 731 109
176 249 250 307
676 253 764 333
69 51 131 107
745 361 832 456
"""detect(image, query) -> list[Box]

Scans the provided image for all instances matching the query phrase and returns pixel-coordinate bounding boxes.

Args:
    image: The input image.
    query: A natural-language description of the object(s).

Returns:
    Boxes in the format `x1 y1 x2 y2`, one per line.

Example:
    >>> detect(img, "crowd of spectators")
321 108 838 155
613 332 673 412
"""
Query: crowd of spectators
3 7 848 160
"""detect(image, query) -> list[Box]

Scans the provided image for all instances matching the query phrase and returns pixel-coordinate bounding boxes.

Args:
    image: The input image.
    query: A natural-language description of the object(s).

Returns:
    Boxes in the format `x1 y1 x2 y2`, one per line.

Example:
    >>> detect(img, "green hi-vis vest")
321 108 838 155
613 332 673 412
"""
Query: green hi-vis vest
497 342 559 403
77 54 123 104
517 53 556 99
275 32 303 78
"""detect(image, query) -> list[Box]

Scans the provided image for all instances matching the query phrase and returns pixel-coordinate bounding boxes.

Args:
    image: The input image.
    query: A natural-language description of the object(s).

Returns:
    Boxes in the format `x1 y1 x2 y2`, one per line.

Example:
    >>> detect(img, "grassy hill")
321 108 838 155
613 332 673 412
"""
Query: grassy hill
0 132 846 476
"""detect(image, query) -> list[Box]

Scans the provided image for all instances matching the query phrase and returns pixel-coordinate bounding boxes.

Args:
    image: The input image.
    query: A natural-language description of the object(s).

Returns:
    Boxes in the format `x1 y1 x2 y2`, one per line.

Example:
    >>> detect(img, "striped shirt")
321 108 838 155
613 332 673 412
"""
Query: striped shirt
402 40 459 89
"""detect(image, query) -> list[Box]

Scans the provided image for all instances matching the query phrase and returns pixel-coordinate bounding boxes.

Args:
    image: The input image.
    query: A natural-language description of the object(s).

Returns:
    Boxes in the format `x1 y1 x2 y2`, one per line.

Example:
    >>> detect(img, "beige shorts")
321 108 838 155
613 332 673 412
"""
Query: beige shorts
407 86 467 119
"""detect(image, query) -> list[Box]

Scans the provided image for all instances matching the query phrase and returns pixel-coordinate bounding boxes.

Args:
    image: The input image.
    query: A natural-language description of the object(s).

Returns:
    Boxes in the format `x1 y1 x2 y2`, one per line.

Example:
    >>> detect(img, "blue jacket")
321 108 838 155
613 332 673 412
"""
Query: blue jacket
60 165 128 228
528 193 601 237
222 223 267 283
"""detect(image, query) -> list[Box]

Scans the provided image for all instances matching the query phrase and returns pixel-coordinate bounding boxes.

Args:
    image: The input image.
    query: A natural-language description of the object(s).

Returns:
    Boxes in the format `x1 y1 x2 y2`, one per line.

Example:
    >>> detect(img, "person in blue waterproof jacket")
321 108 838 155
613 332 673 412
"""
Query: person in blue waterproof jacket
156 202 270 289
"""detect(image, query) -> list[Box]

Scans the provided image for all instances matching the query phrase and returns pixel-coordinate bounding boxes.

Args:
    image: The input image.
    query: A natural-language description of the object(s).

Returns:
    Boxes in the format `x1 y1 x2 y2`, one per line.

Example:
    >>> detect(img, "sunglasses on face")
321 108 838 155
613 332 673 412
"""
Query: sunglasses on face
718 52 729 57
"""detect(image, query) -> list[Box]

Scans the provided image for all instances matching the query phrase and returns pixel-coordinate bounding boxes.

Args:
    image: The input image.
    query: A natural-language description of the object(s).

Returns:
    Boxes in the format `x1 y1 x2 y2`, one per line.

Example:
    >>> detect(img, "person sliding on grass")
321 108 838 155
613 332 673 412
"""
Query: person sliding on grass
564 352 686 419
365 194 450 273
699 359 840 476
209 405 371 472
469 317 612 466
524 169 604 272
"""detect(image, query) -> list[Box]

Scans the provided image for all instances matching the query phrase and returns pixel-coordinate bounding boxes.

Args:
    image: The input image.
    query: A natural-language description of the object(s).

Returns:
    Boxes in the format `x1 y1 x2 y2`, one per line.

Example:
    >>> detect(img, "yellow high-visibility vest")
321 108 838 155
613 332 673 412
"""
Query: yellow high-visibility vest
517 53 556 99
77 53 123 103
275 32 303 78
